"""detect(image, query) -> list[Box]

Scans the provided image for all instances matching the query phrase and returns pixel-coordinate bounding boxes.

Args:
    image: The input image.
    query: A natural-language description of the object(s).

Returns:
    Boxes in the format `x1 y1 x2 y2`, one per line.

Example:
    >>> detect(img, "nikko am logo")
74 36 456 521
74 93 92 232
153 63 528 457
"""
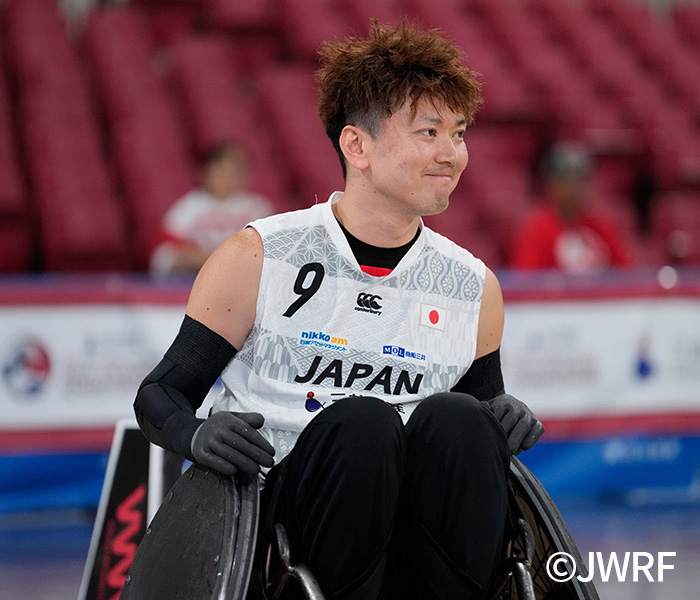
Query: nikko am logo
299 330 348 352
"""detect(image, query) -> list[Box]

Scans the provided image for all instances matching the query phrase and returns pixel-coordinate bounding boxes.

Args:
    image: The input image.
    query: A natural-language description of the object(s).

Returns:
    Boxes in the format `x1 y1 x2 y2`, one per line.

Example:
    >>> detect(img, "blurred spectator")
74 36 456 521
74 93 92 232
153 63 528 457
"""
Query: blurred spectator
510 142 631 272
150 141 274 275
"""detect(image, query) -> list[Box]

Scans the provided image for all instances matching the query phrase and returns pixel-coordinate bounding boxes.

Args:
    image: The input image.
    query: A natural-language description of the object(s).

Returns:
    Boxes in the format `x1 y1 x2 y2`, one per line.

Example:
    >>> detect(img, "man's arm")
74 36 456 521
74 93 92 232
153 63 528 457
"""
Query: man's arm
133 228 275 475
474 267 505 360
186 226 264 348
452 267 544 454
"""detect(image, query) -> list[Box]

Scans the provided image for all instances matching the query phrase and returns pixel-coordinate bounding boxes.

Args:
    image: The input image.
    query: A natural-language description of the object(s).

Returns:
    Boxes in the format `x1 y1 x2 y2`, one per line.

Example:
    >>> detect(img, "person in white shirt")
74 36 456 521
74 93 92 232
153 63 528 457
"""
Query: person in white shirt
150 141 274 275
135 21 543 600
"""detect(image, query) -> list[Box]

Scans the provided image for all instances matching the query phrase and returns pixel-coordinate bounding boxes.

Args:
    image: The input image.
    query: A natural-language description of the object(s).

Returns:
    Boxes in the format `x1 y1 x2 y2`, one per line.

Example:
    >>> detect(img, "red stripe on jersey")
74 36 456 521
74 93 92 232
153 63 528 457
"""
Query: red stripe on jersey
360 265 393 277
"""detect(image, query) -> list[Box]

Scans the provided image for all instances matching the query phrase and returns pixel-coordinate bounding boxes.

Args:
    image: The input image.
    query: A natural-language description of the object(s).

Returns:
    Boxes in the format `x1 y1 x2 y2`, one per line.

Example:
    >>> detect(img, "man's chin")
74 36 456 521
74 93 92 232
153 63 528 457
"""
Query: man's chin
423 196 450 217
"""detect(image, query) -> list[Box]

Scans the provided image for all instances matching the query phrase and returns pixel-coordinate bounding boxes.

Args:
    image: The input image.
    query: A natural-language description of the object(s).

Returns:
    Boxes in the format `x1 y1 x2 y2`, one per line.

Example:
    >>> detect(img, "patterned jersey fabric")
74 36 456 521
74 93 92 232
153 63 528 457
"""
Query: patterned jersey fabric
215 192 486 460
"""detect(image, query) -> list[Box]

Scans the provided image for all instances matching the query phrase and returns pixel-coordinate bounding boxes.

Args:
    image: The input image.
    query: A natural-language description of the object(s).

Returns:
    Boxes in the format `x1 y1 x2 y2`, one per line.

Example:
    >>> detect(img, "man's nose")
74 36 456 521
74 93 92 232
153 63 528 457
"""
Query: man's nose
436 135 459 163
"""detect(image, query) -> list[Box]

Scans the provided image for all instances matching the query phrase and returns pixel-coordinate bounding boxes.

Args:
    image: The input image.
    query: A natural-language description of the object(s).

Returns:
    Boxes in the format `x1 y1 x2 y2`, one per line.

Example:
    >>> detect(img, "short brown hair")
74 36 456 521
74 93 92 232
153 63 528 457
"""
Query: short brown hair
317 20 482 176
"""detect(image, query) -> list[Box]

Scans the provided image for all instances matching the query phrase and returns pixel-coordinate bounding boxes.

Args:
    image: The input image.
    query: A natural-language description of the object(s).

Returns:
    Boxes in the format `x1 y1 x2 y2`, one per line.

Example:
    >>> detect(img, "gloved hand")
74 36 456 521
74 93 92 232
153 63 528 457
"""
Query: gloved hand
191 411 275 476
487 394 544 455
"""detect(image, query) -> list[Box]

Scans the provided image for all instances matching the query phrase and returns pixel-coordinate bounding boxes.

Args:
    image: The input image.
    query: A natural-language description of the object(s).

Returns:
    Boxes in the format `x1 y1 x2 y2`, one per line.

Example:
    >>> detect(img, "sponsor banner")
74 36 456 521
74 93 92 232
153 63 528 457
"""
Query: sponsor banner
502 297 700 418
0 305 184 429
0 278 698 434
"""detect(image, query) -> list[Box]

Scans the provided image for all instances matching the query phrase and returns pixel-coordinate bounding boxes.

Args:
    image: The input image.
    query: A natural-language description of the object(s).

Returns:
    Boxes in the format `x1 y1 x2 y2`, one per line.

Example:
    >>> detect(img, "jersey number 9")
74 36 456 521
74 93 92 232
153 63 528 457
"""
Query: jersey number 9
283 262 325 318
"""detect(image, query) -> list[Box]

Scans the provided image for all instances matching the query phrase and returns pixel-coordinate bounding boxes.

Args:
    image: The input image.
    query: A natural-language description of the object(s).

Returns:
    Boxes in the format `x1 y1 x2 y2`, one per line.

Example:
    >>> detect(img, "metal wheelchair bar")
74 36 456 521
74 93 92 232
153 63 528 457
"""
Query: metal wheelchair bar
268 523 326 600
512 559 536 600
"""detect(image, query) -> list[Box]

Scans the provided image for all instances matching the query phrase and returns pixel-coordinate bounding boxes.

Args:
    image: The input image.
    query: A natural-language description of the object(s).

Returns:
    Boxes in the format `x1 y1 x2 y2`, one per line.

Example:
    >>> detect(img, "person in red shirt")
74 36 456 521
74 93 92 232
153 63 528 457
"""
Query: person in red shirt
510 142 630 272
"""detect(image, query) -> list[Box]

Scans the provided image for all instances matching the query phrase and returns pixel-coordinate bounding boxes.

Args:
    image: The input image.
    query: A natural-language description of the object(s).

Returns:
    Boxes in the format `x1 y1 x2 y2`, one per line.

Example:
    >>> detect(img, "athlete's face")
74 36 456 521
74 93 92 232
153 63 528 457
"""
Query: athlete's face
364 98 469 217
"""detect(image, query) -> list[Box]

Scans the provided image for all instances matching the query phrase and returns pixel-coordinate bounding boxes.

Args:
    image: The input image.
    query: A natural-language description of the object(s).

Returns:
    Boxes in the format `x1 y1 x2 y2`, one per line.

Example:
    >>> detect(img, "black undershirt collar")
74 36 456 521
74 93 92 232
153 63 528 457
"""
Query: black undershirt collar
336 219 420 271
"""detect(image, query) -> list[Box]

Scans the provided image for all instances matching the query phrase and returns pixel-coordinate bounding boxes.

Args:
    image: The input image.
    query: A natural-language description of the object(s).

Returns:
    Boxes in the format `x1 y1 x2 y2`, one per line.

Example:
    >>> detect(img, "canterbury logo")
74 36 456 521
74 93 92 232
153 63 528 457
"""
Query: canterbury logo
356 293 382 311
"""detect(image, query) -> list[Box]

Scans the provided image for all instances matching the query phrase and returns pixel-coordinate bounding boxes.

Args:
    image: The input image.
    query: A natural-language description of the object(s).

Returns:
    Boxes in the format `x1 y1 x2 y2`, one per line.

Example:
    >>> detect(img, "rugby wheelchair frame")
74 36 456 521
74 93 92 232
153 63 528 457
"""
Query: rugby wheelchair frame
122 457 599 600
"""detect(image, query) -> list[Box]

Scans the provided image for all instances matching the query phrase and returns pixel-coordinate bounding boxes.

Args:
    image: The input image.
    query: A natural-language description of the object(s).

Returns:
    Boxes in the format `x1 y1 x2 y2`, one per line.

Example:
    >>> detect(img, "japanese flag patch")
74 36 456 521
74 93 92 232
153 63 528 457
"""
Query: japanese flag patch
419 304 446 331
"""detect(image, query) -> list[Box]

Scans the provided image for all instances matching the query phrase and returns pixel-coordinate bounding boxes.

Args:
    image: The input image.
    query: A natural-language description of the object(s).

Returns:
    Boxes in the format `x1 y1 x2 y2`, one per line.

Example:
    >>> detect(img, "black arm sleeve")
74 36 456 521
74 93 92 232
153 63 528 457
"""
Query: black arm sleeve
133 315 237 460
450 347 505 401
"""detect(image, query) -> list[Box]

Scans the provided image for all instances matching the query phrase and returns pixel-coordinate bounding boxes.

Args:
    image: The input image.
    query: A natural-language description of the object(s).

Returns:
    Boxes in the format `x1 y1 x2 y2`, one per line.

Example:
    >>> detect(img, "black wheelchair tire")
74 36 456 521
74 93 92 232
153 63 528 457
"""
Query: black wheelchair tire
120 464 259 600
502 457 600 600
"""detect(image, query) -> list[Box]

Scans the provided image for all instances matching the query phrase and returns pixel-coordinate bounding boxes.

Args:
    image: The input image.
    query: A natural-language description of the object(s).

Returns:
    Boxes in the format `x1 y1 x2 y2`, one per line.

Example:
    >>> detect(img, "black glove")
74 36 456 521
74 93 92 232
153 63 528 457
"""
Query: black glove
191 411 275 476
487 394 544 455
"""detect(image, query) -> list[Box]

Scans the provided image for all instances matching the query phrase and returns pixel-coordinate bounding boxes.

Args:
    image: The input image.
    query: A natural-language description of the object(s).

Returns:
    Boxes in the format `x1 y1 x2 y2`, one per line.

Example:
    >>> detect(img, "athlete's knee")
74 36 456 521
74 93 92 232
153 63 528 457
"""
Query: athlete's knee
409 392 508 457
315 396 405 469
411 391 482 429
319 395 401 428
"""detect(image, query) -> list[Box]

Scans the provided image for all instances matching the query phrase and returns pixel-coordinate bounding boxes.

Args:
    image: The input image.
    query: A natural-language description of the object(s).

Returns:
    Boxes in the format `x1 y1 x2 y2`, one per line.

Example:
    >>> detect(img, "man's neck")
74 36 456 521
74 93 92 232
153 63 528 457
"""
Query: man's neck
332 187 421 248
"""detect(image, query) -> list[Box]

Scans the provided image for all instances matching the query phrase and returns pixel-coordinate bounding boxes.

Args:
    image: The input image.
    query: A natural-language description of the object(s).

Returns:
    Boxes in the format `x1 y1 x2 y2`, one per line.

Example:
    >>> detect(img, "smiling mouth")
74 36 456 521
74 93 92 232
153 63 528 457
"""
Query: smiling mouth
426 173 453 181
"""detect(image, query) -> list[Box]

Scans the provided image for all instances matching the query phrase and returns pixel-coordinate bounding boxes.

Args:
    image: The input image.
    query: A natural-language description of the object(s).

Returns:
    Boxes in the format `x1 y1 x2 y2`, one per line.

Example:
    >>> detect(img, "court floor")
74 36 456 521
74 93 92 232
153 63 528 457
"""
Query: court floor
1 500 699 599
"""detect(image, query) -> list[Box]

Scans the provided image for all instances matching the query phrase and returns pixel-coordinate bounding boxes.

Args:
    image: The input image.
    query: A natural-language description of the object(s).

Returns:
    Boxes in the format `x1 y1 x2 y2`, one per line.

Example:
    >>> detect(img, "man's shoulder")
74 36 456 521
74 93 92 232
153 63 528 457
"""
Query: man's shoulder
421 225 487 278
250 201 324 236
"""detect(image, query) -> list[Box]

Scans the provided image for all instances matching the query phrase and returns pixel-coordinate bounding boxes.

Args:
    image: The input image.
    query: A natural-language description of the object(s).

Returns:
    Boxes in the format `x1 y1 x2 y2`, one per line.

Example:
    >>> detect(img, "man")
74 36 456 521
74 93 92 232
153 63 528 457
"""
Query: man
510 141 631 272
134 21 543 600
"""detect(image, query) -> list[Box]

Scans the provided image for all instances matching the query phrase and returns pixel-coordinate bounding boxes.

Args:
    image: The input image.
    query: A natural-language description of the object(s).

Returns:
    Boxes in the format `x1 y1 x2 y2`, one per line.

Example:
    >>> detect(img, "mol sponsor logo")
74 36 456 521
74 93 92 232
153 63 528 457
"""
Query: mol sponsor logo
382 345 426 361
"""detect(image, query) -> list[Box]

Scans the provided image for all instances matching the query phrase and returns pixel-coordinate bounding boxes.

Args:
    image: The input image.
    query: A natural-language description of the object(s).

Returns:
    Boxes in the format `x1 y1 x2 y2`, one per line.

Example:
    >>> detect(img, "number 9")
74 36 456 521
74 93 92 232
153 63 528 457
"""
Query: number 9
283 262 325 318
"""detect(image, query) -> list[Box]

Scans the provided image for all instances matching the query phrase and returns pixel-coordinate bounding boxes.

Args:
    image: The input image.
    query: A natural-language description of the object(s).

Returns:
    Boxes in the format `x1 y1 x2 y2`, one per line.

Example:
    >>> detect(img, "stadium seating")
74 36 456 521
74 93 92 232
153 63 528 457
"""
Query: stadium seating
674 3 700 59
0 45 32 272
83 6 194 268
1 0 699 271
200 0 280 76
168 35 288 207
281 0 351 63
2 0 130 271
651 191 700 265
256 65 343 207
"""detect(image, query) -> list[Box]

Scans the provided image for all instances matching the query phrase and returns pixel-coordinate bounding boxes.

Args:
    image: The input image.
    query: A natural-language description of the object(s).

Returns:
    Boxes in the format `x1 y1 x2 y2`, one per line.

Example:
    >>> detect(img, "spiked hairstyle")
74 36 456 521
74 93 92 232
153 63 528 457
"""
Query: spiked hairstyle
317 20 482 177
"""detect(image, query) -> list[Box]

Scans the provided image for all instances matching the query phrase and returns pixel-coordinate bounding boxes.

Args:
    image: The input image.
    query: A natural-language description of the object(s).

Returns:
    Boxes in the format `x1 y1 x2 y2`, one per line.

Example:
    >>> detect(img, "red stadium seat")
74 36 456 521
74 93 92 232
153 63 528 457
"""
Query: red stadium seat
0 47 32 272
257 65 343 206
649 128 700 191
203 0 275 31
83 6 194 267
408 0 469 38
349 0 414 29
4 0 131 271
169 36 289 206
281 0 352 62
673 4 700 56
134 2 200 48
199 0 280 76
650 191 700 265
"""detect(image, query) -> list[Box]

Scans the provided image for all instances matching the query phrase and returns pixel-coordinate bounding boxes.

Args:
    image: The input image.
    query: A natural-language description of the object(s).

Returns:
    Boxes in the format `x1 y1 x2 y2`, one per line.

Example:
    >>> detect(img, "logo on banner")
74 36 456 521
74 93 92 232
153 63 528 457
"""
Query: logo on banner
1 337 51 398
419 304 446 331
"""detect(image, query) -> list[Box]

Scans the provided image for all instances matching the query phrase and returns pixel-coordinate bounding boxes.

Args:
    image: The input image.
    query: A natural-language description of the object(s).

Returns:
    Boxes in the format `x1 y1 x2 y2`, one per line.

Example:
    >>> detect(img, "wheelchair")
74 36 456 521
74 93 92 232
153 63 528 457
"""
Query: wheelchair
121 457 599 600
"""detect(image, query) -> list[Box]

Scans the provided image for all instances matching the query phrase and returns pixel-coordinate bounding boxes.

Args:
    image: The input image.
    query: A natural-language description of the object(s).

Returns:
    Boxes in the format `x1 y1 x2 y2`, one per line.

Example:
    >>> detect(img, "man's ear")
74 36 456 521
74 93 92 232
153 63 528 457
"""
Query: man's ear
339 125 370 171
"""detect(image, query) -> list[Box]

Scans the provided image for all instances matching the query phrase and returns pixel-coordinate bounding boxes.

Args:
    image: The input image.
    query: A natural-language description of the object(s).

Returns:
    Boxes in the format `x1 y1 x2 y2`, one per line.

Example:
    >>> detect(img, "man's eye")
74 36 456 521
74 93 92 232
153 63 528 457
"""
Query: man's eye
421 129 437 137
455 130 466 140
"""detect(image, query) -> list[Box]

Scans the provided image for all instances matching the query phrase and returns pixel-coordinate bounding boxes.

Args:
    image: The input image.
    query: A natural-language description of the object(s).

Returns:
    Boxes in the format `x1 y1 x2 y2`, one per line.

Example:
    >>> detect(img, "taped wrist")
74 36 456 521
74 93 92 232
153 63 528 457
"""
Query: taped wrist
133 315 237 460
451 347 505 401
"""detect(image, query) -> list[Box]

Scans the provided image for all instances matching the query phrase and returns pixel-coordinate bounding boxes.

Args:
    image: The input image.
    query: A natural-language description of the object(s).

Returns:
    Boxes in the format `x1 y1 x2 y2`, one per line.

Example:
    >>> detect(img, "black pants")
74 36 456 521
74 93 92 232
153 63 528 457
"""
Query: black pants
260 393 510 600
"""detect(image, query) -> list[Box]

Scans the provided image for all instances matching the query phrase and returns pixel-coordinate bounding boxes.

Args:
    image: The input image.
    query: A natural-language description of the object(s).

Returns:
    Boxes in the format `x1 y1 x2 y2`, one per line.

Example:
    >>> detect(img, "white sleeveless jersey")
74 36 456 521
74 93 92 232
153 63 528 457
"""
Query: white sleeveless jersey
214 193 486 460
